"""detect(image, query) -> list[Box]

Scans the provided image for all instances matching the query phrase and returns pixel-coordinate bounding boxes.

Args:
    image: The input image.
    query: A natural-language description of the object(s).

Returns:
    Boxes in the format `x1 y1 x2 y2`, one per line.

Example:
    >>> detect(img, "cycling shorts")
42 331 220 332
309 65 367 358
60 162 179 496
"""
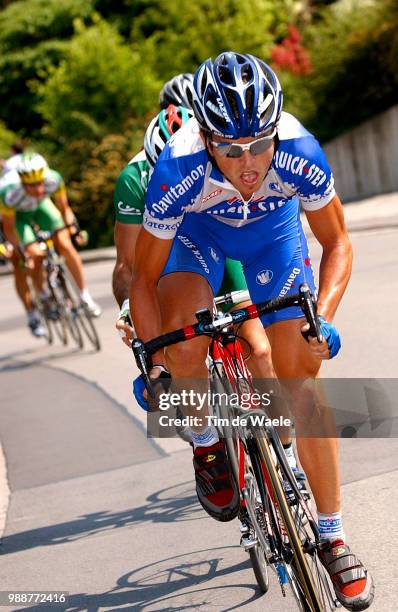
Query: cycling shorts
160 198 316 327
16 198 65 246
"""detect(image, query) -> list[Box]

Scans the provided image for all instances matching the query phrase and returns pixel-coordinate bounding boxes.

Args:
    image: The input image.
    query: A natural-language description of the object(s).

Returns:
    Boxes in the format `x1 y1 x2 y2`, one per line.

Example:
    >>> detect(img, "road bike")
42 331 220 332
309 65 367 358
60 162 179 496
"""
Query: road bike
132 284 340 611
22 229 101 350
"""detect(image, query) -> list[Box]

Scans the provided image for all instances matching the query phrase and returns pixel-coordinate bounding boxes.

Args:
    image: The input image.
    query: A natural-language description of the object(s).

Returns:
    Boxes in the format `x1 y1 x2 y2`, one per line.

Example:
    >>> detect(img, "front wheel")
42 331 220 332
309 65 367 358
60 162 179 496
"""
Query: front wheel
44 287 68 345
210 370 270 595
255 434 327 612
58 267 101 351
249 541 270 593
76 306 101 351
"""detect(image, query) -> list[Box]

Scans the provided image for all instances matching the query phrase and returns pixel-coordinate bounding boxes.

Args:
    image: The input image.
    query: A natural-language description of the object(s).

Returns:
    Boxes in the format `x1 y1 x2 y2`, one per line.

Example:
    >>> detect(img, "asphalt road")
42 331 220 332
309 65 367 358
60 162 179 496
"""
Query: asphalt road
0 226 398 611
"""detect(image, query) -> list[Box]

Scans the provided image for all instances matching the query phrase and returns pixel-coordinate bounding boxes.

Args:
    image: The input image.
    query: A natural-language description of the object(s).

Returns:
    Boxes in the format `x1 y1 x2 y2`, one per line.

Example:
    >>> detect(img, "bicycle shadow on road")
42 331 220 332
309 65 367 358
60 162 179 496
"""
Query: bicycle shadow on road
14 547 262 611
1 481 204 556
0 348 82 372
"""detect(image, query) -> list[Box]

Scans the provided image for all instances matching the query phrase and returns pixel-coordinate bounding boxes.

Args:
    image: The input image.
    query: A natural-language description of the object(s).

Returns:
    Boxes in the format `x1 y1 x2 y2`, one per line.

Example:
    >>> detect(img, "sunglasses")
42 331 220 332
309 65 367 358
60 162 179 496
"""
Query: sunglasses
209 128 276 158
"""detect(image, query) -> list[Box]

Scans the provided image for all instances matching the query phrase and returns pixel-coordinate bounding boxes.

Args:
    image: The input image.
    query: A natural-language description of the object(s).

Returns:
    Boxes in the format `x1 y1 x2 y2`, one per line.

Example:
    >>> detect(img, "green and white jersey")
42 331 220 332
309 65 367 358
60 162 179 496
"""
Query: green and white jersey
113 149 149 225
0 169 64 213
112 149 248 298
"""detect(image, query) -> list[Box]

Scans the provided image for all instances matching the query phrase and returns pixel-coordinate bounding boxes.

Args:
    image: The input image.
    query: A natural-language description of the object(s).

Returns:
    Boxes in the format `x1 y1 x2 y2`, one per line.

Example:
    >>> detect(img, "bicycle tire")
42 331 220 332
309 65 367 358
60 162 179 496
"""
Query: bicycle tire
38 306 54 345
43 315 54 344
76 307 101 351
46 283 69 346
270 434 339 611
61 268 101 351
210 367 270 595
66 306 84 349
54 269 84 349
210 341 324 609
255 434 325 612
249 544 270 593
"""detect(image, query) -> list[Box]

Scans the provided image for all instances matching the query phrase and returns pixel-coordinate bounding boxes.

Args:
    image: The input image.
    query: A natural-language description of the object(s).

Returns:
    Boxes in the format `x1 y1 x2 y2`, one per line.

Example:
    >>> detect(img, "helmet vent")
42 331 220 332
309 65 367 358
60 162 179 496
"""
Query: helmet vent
185 88 194 108
235 54 246 65
199 69 208 96
224 89 239 121
205 99 227 129
241 63 253 84
159 73 194 109
218 65 234 85
218 53 229 67
245 84 254 116
259 92 275 125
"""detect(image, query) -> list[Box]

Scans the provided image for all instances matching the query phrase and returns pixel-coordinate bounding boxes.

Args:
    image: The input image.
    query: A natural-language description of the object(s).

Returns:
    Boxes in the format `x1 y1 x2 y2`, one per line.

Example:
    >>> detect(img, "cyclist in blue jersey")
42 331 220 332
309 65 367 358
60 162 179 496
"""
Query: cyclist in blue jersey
115 79 276 394
131 53 373 610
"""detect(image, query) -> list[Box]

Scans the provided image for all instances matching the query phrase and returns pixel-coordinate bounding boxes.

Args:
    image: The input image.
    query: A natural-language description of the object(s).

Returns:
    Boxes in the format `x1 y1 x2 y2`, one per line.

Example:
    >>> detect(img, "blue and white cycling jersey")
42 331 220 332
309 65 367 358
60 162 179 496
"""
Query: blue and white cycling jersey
144 112 335 239
144 112 336 326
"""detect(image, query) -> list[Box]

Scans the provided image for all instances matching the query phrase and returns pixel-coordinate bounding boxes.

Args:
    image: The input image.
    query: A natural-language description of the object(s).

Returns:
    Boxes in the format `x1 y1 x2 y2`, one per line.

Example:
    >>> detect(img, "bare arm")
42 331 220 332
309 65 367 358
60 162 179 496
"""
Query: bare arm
2 211 19 248
113 222 141 307
305 194 353 322
54 188 75 226
131 228 173 366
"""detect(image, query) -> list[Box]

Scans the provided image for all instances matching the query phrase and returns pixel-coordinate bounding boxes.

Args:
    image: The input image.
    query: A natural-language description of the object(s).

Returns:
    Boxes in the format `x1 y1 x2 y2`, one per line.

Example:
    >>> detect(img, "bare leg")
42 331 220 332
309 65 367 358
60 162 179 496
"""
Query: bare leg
266 317 340 513
235 303 275 378
158 272 213 432
25 243 45 293
54 229 85 291
234 305 291 443
11 251 32 311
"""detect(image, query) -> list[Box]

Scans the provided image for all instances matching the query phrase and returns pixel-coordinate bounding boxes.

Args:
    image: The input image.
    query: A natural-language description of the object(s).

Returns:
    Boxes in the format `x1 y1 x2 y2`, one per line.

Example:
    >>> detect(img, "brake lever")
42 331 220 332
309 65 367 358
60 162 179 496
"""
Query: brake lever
299 283 323 343
132 338 155 398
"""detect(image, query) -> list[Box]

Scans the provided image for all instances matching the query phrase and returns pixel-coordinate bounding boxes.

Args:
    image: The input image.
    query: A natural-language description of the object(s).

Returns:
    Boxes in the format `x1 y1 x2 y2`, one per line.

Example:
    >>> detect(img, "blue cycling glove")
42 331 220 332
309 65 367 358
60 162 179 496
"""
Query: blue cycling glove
318 316 341 359
133 374 149 411
133 369 172 411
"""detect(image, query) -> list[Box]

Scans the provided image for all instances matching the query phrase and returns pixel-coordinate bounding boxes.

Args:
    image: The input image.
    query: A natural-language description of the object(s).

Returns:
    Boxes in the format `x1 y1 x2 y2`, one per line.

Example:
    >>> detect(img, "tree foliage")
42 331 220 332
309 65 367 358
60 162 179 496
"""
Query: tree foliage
299 0 398 140
130 0 292 78
0 121 17 158
68 119 147 247
0 0 94 131
0 0 396 246
35 17 161 141
0 0 94 50
0 40 68 132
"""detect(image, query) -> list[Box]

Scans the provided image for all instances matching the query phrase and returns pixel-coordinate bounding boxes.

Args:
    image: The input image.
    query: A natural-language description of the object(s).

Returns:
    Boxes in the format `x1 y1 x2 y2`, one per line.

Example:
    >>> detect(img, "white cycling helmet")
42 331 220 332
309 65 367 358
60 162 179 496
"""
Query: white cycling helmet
144 104 193 168
159 73 195 110
17 153 48 184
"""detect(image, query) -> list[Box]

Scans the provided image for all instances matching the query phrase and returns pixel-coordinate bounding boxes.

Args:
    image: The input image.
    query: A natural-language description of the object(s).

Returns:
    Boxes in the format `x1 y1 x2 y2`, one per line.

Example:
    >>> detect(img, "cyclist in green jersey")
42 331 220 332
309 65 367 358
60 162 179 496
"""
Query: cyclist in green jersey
113 72 196 320
113 105 192 337
1 153 101 319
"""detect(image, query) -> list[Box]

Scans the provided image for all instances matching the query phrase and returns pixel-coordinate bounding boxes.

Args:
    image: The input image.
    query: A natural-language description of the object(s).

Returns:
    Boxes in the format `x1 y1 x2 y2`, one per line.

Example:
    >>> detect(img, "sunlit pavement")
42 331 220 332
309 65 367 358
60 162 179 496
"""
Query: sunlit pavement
1 226 398 610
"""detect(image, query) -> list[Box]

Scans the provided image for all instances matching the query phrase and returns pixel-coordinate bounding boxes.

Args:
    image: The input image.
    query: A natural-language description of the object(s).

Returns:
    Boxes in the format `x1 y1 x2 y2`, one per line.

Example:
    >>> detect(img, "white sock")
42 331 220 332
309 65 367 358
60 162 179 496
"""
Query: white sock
283 442 297 470
80 288 91 301
318 511 345 542
190 425 219 449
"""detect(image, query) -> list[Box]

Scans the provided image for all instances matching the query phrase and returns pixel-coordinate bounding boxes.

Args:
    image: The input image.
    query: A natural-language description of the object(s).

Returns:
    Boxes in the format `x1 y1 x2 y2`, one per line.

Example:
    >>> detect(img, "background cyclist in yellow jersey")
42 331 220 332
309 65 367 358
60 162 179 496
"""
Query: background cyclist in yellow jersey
0 153 101 323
